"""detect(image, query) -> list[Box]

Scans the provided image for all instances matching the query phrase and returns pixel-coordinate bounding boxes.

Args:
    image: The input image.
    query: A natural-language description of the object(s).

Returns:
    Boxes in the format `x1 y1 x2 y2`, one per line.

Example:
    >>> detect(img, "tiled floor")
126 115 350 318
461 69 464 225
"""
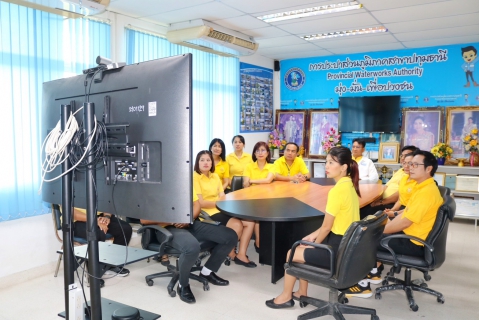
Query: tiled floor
0 219 477 320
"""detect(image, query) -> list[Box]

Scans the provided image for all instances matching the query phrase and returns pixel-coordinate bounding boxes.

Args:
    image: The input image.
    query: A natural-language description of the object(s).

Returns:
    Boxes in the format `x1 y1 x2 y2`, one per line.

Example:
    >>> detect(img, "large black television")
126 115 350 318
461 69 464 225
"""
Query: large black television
339 95 401 133
41 54 193 223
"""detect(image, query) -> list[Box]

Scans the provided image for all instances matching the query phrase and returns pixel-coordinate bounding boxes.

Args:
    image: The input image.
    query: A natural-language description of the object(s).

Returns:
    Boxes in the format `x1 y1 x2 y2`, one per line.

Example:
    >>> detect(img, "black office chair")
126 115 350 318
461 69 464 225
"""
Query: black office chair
375 186 456 311
230 176 244 192
138 224 215 297
285 212 388 320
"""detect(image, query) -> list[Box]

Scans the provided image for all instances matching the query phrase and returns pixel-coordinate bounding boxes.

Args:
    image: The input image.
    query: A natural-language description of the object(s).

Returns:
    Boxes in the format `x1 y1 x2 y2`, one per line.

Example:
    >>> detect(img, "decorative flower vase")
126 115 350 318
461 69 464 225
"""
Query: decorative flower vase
437 157 445 165
469 152 479 167
273 149 280 158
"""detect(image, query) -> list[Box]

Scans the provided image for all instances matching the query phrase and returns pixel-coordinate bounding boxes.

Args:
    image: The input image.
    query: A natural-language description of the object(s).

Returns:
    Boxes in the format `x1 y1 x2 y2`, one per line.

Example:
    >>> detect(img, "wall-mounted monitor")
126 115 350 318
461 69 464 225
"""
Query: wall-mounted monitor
339 95 401 133
41 54 193 223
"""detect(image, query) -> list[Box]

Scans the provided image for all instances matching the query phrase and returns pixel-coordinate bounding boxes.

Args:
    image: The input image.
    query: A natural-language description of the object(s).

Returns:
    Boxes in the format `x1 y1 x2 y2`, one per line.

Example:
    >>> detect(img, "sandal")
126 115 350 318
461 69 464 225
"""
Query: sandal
160 255 170 266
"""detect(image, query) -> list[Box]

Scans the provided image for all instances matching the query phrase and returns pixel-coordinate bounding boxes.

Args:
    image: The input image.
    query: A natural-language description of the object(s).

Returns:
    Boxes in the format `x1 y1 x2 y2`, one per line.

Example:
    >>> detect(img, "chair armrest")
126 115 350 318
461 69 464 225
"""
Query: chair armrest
199 210 214 221
380 234 435 268
287 240 335 278
137 225 173 254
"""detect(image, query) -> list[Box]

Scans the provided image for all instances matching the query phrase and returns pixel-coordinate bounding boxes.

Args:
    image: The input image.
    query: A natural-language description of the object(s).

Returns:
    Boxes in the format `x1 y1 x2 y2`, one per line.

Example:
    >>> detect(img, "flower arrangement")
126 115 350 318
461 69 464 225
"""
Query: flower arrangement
268 127 287 150
430 142 453 159
463 128 479 153
321 127 341 152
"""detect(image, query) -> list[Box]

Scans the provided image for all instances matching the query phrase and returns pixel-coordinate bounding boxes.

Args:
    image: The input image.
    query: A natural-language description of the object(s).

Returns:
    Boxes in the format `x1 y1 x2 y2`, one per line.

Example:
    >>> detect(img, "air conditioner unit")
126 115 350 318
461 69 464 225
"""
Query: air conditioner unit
167 19 259 57
13 0 109 16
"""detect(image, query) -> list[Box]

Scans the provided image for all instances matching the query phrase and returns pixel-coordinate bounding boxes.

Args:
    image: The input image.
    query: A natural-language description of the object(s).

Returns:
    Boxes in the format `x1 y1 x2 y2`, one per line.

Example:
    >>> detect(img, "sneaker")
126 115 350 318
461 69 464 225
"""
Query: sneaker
342 283 372 299
366 270 382 284
105 266 130 277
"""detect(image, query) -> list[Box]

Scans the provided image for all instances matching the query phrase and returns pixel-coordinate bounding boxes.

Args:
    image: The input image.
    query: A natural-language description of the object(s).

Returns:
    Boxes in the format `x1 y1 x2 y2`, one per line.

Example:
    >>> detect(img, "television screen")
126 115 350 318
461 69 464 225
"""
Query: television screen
41 54 193 223
339 95 401 133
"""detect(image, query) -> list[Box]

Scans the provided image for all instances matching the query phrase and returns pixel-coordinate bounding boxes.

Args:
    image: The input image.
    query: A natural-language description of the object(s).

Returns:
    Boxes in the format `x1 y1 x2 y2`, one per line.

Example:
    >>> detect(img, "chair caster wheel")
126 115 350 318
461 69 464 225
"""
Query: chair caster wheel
168 289 176 297
424 274 431 281
437 297 445 304
224 260 230 266
410 304 418 312
420 283 428 288
203 284 210 291
147 280 154 286
372 315 380 320
375 293 381 300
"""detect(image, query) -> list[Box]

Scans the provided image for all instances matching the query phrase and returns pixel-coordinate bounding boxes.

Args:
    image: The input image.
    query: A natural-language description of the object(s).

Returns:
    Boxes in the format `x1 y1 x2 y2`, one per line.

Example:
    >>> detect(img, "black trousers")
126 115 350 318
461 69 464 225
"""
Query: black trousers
161 220 237 287
73 215 133 246
377 231 424 257
360 203 393 219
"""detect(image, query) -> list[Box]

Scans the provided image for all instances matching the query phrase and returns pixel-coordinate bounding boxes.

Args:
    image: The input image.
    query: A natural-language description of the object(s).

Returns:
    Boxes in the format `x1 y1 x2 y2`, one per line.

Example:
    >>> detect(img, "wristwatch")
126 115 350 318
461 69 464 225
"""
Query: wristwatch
393 211 398 217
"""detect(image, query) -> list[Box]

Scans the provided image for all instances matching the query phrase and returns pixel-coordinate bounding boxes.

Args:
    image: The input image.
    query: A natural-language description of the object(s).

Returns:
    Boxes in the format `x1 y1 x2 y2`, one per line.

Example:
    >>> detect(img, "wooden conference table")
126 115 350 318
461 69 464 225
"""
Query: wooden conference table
216 180 383 283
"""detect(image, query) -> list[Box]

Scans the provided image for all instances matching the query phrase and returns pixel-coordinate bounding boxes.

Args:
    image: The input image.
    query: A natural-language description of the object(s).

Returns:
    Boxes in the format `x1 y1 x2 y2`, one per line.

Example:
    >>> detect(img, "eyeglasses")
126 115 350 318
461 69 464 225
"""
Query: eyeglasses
255 149 268 154
407 162 425 168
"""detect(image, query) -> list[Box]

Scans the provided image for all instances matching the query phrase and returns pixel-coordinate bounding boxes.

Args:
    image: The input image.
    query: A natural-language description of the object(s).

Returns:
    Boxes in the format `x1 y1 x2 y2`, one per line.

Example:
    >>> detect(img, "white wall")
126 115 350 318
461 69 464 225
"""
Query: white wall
238 54 278 154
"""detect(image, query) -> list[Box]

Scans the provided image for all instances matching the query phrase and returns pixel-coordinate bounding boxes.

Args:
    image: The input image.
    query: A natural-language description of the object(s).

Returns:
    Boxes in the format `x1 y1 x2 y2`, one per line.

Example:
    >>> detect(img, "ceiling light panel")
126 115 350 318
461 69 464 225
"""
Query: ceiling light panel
257 1 363 23
301 26 388 41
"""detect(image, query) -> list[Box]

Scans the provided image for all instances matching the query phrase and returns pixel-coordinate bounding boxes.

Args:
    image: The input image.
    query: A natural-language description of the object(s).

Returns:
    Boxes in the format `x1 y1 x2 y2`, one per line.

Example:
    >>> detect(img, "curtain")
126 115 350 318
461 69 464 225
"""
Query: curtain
0 1 110 221
125 28 240 157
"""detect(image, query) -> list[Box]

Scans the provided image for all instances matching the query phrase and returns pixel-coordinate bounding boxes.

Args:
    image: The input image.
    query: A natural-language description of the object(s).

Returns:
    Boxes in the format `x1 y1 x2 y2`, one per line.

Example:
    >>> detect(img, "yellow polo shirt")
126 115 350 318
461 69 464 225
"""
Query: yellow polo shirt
243 161 275 184
402 178 443 245
398 174 417 206
383 168 406 199
352 156 363 163
214 159 230 181
325 177 360 235
193 172 223 215
273 156 309 177
226 152 253 177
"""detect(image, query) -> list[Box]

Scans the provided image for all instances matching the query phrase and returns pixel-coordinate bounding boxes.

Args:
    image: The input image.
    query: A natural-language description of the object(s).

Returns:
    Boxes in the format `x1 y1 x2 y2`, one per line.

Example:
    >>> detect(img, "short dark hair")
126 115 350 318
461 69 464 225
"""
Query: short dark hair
252 141 271 163
412 150 438 176
353 138 366 148
194 150 215 175
462 46 477 55
401 145 418 153
284 142 299 153
231 135 245 145
209 138 226 161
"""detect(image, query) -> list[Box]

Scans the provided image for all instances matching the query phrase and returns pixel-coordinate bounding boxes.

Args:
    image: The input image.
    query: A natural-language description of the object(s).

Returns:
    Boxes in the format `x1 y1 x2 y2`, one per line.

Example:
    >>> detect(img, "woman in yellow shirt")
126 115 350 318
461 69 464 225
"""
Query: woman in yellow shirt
193 150 257 268
243 141 275 187
384 153 416 218
266 146 360 309
209 138 230 193
226 135 253 180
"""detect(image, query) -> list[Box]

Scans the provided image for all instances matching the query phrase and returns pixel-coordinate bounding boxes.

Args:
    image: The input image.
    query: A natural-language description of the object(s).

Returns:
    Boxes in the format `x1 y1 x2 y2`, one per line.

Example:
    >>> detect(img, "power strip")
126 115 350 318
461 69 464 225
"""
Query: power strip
68 283 83 320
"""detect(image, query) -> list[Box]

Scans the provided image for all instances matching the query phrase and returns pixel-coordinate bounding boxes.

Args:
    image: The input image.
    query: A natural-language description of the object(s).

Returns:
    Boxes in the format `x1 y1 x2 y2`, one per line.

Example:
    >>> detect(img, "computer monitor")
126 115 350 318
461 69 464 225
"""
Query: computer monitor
41 54 193 223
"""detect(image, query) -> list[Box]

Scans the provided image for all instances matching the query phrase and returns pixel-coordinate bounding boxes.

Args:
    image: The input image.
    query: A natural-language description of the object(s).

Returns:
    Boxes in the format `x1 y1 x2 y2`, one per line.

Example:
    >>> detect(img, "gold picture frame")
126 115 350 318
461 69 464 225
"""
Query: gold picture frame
433 172 446 187
379 142 400 163
401 107 444 151
445 106 479 158
275 109 308 154
306 109 339 159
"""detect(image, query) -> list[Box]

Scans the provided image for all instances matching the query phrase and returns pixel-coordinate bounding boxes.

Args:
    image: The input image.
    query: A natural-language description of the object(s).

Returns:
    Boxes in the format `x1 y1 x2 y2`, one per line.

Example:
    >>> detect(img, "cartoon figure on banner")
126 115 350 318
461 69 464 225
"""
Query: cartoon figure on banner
461 45 479 87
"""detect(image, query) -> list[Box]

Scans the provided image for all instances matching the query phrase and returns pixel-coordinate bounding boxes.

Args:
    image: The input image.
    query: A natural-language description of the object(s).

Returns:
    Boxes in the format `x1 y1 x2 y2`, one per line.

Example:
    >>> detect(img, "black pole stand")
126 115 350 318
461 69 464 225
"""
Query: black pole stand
61 104 75 319
84 102 103 319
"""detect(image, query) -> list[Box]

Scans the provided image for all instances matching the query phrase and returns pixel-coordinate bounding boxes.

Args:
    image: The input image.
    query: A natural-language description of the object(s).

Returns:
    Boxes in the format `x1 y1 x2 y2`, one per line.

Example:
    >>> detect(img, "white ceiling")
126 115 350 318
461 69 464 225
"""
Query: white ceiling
108 0 479 61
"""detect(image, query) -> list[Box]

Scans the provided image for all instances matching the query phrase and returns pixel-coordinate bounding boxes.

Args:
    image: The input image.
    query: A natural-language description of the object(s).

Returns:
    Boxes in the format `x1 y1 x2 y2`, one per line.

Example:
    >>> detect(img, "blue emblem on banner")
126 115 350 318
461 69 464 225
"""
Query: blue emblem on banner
284 67 306 91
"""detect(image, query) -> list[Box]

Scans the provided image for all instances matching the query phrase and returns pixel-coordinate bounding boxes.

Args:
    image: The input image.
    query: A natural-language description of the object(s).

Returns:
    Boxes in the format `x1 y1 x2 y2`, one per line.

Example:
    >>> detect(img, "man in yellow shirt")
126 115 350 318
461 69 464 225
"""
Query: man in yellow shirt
344 150 443 298
273 143 311 183
360 146 417 218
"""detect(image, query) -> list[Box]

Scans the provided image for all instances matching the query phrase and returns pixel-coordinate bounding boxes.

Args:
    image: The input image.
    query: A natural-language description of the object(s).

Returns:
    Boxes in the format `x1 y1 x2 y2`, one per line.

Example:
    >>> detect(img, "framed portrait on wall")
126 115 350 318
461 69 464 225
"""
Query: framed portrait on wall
275 109 308 151
445 106 479 158
401 108 443 152
307 109 339 159
379 142 400 163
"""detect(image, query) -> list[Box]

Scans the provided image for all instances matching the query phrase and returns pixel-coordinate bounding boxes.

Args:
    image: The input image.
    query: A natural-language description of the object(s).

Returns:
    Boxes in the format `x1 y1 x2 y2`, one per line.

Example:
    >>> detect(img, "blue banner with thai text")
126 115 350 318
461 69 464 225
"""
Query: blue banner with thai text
280 42 479 108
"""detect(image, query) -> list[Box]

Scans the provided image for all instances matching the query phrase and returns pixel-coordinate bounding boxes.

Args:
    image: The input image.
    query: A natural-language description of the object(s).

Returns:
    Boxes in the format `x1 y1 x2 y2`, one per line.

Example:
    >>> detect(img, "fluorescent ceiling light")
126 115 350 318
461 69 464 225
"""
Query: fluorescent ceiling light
257 1 363 23
301 26 388 41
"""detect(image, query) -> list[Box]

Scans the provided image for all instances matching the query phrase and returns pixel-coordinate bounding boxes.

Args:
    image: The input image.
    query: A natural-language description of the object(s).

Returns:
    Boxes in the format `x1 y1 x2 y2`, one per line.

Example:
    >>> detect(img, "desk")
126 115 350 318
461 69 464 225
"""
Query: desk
216 181 383 283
